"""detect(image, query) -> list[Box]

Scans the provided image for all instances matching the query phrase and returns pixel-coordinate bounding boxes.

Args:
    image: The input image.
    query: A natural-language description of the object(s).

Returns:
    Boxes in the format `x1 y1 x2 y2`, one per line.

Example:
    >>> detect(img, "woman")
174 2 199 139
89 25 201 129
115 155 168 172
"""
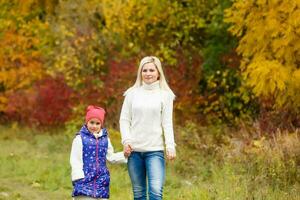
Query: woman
119 56 176 200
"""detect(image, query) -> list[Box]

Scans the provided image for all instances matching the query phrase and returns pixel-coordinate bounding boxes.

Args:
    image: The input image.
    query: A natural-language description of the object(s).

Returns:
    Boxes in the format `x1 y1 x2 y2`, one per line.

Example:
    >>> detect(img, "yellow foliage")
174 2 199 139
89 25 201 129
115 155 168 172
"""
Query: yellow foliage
0 1 49 111
244 57 289 97
225 0 300 110
100 0 206 64
45 0 107 89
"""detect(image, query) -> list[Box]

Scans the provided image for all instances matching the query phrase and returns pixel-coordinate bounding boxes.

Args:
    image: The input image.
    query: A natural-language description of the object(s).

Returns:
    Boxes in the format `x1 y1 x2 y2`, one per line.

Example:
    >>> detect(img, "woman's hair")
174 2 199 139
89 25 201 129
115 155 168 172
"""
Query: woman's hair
125 56 175 98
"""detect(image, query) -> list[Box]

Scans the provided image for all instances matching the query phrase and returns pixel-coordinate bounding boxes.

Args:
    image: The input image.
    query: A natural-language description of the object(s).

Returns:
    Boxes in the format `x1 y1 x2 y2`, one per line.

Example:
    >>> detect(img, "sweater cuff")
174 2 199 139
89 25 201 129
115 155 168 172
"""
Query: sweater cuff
166 146 176 154
107 152 128 164
122 139 132 145
72 169 84 181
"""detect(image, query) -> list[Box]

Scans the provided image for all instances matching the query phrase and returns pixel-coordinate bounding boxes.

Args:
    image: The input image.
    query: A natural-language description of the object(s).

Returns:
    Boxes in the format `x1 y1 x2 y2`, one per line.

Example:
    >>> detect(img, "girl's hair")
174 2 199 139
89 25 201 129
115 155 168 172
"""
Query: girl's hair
125 56 175 98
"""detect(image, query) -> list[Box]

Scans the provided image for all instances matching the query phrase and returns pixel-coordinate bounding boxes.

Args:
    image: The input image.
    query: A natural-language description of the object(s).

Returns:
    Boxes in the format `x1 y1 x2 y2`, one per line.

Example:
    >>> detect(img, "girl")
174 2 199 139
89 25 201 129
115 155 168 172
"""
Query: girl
120 56 176 200
70 105 126 200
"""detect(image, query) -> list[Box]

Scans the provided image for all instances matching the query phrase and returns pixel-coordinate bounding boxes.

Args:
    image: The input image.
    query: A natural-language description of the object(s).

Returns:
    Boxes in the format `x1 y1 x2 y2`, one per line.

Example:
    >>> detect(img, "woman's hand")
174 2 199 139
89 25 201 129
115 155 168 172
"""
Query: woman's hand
166 149 176 161
123 143 132 158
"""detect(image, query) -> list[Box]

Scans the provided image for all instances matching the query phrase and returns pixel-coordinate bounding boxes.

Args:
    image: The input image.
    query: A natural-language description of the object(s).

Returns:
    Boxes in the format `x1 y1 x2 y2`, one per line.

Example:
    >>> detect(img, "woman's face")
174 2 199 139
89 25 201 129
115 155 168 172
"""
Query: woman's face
87 118 102 134
141 63 159 84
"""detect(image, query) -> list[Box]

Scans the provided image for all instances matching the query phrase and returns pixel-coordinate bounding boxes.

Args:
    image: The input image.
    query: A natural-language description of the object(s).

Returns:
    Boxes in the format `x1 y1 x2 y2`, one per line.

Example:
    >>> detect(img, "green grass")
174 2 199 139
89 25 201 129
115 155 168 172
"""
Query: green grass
0 125 299 200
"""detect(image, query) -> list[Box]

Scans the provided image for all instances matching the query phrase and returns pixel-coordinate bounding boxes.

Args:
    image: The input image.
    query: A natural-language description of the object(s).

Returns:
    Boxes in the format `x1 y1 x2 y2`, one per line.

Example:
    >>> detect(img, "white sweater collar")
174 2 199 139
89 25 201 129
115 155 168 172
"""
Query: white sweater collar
142 81 160 90
93 129 103 138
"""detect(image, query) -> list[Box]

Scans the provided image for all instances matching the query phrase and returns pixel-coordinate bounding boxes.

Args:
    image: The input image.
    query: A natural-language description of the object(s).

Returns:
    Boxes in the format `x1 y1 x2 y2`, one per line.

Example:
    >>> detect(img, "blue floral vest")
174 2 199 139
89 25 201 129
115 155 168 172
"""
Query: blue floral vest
72 125 110 198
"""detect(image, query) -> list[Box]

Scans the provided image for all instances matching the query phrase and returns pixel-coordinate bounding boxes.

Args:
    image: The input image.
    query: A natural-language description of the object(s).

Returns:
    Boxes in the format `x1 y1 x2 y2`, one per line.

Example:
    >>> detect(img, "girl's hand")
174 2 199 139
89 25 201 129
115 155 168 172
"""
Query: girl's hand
123 144 132 158
166 149 176 161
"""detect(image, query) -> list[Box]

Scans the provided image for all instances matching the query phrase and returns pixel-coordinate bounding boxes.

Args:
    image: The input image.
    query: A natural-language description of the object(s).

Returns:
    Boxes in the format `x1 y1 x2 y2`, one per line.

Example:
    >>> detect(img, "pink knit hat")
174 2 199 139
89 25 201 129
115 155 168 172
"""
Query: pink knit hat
85 105 106 124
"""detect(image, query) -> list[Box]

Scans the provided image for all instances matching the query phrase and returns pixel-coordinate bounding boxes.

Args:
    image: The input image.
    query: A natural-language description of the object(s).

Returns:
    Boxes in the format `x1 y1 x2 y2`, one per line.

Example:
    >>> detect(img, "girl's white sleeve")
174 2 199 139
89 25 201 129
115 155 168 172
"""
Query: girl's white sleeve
70 135 84 181
106 137 127 164
119 92 132 145
162 93 176 153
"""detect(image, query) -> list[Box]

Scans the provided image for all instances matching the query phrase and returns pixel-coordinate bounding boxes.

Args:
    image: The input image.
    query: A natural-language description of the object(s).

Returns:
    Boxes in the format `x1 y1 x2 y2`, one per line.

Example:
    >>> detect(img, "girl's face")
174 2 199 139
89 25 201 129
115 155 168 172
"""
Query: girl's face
87 118 102 134
141 63 159 84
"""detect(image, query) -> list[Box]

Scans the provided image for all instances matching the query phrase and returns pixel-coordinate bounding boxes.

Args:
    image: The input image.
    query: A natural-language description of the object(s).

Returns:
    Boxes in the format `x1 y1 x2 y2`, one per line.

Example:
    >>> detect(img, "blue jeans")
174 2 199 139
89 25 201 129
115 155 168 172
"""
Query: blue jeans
127 151 165 200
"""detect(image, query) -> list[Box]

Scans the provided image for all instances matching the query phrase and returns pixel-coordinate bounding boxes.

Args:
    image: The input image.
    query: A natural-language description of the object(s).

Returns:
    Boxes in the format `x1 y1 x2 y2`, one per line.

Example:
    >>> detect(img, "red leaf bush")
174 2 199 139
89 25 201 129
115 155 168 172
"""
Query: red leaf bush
5 76 77 128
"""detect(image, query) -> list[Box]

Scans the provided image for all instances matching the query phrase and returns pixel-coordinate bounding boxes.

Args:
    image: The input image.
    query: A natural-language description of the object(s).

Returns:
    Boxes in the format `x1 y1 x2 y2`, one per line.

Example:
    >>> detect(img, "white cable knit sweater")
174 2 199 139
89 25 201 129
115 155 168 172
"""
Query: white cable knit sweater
119 81 176 152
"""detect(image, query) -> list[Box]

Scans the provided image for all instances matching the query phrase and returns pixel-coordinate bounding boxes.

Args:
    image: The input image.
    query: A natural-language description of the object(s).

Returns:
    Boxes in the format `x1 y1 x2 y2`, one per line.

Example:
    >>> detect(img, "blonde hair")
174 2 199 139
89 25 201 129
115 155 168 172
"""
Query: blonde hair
125 56 175 98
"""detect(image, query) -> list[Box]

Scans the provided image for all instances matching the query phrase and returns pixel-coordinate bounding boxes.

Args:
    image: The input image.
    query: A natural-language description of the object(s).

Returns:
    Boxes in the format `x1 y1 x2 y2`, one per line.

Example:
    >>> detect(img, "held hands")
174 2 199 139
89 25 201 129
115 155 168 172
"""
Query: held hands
123 143 132 158
166 149 176 161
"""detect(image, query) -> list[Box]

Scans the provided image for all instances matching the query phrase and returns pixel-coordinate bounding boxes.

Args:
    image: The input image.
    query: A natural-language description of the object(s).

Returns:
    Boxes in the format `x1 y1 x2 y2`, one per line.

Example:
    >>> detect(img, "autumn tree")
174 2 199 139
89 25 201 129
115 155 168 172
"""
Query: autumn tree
225 0 300 114
100 0 209 63
46 0 108 90
0 1 51 111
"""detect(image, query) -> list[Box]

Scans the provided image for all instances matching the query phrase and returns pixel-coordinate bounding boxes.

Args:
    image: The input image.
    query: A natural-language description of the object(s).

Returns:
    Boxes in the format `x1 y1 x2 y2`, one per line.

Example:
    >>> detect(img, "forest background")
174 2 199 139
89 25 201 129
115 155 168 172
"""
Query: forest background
0 0 299 199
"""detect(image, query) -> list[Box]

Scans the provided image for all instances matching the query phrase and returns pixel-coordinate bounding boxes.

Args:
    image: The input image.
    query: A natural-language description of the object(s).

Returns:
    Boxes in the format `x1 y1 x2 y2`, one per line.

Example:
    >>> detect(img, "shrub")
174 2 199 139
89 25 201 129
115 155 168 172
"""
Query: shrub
5 76 77 128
